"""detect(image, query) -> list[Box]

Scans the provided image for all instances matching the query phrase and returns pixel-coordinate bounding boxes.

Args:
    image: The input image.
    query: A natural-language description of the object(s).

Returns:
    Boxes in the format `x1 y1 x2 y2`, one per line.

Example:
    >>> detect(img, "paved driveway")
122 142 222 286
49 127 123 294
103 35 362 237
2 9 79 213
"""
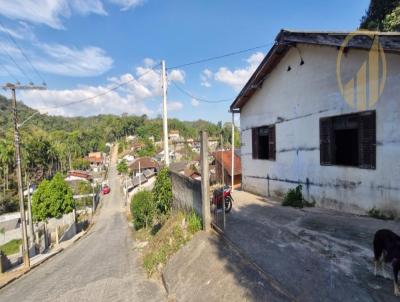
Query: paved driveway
225 190 400 302
0 149 165 302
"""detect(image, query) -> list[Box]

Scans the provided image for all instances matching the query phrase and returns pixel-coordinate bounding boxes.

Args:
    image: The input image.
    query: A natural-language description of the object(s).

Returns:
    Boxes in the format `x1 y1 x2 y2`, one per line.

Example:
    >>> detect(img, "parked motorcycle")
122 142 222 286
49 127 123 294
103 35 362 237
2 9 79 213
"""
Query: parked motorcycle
211 186 233 213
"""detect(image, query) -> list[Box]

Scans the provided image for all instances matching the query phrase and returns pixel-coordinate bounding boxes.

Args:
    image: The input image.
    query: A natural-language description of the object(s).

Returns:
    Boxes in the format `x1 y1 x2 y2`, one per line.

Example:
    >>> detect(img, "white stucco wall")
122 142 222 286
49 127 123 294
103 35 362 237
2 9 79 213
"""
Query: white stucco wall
240 44 400 214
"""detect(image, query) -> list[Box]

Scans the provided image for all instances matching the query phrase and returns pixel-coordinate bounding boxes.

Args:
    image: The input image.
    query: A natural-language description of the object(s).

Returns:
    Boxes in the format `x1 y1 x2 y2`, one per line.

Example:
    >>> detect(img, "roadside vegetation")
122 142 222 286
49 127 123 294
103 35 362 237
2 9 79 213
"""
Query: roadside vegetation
368 207 395 220
282 185 315 208
0 238 22 256
129 167 202 276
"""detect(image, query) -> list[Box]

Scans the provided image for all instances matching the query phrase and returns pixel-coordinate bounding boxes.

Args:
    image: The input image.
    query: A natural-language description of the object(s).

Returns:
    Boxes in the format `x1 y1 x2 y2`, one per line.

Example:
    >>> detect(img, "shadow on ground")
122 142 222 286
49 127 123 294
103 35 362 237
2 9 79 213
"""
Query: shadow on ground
219 190 400 302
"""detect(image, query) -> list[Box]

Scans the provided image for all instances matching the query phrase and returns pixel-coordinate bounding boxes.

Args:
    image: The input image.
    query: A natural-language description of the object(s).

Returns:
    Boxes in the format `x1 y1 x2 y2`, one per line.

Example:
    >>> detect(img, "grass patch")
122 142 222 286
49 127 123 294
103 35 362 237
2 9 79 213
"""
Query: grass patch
0 239 22 256
140 211 202 276
368 207 395 220
282 185 315 208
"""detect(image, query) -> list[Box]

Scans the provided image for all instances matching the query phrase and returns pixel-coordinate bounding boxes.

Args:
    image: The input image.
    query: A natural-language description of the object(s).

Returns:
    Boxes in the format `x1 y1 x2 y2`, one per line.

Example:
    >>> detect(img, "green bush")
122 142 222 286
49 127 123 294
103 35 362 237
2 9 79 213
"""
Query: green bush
368 207 395 220
282 185 314 208
131 191 155 229
152 167 172 215
117 159 128 174
186 211 202 234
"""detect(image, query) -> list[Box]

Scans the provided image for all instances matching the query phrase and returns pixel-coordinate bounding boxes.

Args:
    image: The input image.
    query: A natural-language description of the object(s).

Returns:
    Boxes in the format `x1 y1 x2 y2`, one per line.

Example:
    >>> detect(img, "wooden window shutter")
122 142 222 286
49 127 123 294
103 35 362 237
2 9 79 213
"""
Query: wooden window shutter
268 125 276 160
252 128 258 159
358 111 376 169
320 118 333 165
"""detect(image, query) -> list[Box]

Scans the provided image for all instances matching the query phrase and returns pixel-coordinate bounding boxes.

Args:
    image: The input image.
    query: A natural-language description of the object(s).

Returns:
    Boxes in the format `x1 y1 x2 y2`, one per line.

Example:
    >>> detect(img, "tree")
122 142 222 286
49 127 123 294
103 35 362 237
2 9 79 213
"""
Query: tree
130 190 155 229
152 167 172 215
383 5 400 31
32 173 74 221
117 160 128 175
360 0 400 30
0 138 14 193
72 158 90 170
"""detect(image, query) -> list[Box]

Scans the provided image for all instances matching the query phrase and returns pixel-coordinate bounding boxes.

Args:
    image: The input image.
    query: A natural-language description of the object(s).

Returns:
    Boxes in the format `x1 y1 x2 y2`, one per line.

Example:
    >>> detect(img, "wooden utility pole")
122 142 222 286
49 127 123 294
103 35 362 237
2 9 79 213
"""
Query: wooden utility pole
3 83 46 268
200 131 211 231
161 60 170 166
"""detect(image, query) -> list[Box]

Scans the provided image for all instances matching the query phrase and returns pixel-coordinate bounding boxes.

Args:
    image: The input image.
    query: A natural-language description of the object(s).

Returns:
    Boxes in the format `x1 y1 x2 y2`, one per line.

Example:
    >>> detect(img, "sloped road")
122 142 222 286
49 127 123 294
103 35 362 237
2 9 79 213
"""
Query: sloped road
0 150 165 302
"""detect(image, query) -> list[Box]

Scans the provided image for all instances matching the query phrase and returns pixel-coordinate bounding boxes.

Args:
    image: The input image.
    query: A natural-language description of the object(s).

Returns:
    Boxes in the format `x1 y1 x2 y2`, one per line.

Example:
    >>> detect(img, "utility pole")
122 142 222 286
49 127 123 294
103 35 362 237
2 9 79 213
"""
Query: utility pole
200 131 211 231
3 83 46 268
161 60 170 166
231 112 235 191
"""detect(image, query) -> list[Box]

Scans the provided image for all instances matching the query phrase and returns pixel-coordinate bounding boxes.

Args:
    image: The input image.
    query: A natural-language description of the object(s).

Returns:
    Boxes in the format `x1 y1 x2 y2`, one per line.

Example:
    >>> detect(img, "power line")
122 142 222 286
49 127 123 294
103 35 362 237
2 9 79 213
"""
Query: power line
0 61 18 82
0 42 33 83
170 80 232 103
167 42 274 70
0 20 46 85
41 63 161 111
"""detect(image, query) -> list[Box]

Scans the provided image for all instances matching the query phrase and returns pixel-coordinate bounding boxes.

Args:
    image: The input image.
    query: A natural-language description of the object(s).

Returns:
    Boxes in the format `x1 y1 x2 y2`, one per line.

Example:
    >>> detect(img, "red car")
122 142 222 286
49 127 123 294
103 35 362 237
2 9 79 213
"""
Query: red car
101 185 110 195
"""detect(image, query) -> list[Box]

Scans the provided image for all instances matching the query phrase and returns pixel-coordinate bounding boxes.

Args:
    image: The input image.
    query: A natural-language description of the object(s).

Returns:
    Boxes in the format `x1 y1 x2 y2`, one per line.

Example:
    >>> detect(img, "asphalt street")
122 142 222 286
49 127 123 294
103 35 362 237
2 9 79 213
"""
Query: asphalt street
0 149 165 302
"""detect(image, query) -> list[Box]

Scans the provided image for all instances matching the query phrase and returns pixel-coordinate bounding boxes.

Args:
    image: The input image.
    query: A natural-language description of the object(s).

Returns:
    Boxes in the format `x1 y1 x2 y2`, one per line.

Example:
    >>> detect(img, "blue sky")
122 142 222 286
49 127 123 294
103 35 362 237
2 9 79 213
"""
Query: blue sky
0 0 369 123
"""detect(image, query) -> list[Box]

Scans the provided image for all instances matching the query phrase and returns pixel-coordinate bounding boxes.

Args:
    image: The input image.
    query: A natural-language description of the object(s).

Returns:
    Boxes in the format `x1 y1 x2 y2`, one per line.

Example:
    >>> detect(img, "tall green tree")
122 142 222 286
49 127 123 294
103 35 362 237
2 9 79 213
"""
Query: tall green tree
152 167 172 215
32 173 74 221
360 0 400 30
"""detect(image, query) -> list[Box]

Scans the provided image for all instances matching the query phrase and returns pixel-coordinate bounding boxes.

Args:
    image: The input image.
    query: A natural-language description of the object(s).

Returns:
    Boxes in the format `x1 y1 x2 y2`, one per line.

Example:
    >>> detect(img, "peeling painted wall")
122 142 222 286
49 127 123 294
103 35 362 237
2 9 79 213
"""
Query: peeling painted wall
240 44 400 214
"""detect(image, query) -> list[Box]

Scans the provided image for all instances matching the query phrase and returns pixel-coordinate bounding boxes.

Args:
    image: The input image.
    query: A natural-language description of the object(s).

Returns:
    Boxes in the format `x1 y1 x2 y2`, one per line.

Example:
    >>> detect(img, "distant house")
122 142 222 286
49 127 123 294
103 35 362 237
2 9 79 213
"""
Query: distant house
229 29 400 214
183 166 201 181
65 170 92 182
169 130 181 141
129 157 160 176
87 152 104 166
213 150 242 187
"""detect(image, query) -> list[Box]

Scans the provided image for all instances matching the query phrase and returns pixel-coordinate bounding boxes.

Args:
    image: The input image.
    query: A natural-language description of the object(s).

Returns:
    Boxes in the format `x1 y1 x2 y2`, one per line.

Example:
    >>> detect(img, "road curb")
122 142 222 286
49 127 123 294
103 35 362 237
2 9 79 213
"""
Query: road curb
0 227 91 291
0 248 64 290
211 224 299 302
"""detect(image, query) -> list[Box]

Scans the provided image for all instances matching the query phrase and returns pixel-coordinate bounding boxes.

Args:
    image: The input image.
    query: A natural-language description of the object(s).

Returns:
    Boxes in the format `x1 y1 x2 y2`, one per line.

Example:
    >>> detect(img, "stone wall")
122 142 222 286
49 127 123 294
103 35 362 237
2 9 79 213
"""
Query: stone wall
170 171 202 217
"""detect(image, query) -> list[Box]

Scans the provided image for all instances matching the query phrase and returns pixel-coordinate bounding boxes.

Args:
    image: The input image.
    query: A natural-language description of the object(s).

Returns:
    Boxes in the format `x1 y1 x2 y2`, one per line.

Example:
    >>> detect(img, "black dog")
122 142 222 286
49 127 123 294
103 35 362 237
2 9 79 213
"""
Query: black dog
374 229 400 296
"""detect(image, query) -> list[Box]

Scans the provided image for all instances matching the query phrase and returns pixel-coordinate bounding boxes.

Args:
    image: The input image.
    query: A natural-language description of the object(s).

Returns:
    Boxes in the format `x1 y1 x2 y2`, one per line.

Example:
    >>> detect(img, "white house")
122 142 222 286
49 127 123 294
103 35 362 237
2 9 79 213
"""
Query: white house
230 30 400 215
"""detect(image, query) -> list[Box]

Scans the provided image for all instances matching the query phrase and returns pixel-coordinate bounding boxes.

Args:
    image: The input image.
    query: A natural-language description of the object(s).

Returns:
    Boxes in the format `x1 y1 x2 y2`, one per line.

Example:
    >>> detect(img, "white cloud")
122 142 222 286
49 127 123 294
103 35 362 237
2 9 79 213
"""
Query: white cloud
200 69 212 88
168 101 183 112
34 44 113 77
214 52 264 91
0 0 107 29
191 98 199 107
168 69 185 83
158 101 183 113
18 58 173 117
108 0 145 11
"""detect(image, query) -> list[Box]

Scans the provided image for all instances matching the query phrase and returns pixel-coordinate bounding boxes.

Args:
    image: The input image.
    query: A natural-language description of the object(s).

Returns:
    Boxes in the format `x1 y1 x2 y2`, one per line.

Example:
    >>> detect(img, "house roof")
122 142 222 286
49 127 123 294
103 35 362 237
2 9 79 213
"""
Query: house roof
213 150 241 176
129 157 159 171
67 170 92 181
230 29 400 112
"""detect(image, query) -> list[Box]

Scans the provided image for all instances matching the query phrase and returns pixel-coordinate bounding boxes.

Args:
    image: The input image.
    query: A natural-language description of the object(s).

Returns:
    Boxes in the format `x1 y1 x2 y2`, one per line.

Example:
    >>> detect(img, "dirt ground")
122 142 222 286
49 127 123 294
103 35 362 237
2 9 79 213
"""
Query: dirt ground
224 190 400 302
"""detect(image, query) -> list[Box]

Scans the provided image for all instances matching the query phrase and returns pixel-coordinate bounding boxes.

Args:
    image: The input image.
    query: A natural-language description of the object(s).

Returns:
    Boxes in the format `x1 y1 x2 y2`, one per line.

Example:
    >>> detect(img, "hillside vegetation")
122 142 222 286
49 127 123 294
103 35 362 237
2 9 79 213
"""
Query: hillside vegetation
0 95 236 214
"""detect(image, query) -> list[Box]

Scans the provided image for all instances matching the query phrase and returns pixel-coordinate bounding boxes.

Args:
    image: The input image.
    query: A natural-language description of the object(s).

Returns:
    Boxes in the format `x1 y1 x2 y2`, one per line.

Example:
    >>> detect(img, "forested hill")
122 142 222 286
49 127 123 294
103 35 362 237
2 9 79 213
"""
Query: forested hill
0 94 225 142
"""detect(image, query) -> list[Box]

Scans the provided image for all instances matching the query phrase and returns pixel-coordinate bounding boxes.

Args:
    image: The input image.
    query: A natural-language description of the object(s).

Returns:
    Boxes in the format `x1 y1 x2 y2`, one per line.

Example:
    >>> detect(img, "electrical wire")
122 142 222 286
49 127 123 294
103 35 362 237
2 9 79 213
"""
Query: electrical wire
41 63 161 111
0 61 18 82
0 20 46 85
170 80 232 103
167 42 274 70
0 41 33 83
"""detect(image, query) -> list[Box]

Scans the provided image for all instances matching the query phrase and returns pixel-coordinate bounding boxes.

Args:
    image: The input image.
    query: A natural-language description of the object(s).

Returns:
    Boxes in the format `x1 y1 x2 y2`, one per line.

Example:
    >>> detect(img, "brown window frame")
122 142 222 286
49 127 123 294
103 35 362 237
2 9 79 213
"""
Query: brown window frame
319 110 376 169
252 124 276 161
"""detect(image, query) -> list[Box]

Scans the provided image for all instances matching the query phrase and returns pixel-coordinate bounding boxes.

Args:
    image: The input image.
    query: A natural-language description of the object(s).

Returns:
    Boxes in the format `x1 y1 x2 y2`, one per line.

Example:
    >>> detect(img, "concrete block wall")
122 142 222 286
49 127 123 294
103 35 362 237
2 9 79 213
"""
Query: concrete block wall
170 171 202 217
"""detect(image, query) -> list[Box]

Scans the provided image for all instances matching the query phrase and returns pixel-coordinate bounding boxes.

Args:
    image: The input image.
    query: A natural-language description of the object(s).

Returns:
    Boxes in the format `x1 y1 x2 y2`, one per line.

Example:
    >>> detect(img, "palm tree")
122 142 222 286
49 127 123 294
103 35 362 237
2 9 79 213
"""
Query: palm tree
0 139 14 195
